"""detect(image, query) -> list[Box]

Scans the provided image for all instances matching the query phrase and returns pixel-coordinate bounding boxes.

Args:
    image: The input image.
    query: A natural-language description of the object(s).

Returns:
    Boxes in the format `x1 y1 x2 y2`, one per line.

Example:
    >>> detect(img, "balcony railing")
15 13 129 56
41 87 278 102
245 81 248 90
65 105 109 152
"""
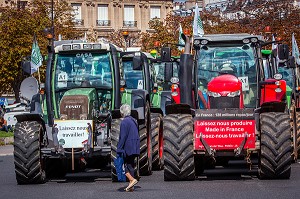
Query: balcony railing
123 21 137 28
96 20 111 26
74 19 84 26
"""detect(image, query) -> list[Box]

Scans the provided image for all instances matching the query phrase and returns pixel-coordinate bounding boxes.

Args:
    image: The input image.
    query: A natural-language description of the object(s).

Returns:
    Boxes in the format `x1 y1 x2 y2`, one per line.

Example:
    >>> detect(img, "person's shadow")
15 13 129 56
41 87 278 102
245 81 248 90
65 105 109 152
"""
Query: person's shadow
117 185 141 192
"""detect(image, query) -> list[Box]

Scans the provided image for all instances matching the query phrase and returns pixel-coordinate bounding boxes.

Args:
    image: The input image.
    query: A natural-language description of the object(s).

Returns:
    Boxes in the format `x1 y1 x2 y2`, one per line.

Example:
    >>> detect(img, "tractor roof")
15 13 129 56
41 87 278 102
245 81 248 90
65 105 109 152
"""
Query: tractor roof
195 33 265 42
54 41 122 53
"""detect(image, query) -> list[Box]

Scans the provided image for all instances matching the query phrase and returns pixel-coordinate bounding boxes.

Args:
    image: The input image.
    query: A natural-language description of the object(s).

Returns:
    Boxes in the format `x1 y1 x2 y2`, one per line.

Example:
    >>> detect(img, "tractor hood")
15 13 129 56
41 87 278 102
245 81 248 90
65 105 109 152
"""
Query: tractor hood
59 88 97 120
208 74 242 95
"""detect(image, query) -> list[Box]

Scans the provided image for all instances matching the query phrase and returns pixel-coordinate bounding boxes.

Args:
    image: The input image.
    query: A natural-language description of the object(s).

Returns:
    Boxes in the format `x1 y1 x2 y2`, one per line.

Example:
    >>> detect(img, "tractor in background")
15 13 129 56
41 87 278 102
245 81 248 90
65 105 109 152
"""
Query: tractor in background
119 50 154 176
261 48 300 160
149 48 180 170
163 33 292 180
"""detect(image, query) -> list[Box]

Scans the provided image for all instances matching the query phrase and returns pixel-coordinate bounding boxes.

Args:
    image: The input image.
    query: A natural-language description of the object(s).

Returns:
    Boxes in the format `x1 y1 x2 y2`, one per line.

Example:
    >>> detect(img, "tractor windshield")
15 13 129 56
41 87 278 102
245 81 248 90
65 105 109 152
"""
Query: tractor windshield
152 62 179 90
197 43 257 107
54 52 112 90
123 60 144 89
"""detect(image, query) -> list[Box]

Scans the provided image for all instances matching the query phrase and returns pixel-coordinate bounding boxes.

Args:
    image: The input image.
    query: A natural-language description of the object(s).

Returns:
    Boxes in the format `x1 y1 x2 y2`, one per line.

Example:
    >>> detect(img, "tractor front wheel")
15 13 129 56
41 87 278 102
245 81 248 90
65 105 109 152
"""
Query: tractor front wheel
163 114 195 181
259 112 292 179
14 121 46 184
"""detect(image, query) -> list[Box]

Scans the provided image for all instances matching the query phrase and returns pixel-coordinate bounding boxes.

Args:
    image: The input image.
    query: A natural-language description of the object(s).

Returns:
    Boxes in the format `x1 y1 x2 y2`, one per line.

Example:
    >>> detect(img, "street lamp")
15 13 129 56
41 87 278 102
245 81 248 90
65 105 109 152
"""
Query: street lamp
122 31 129 51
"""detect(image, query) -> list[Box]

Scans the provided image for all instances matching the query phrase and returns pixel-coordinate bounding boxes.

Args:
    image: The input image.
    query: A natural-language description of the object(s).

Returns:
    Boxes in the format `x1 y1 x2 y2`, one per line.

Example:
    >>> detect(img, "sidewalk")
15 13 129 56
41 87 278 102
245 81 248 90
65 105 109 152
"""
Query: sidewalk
0 145 13 156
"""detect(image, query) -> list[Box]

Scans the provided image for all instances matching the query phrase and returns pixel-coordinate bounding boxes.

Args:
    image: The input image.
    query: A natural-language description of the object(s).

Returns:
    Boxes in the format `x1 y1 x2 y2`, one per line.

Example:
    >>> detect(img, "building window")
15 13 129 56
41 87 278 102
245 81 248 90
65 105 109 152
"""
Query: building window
72 3 84 26
123 5 137 27
150 6 161 19
97 4 110 26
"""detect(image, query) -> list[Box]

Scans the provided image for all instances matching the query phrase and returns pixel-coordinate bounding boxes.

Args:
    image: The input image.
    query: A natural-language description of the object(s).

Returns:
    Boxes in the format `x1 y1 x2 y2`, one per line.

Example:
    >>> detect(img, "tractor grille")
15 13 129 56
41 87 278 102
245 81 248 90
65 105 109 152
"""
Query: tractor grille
60 95 89 120
210 96 239 109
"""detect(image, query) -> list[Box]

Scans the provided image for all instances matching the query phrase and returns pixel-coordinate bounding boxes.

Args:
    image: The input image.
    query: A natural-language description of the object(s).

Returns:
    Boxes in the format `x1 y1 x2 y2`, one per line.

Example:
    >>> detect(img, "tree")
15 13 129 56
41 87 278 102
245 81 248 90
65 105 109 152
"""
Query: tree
141 0 300 56
0 0 77 102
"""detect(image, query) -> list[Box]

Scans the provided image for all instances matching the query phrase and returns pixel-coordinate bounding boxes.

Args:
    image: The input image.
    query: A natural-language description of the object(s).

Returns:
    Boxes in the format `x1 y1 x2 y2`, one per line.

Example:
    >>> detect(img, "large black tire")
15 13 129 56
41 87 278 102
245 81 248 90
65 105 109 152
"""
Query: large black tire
163 114 195 181
111 118 122 182
14 121 46 184
151 113 163 170
259 112 292 179
139 102 153 176
296 112 300 159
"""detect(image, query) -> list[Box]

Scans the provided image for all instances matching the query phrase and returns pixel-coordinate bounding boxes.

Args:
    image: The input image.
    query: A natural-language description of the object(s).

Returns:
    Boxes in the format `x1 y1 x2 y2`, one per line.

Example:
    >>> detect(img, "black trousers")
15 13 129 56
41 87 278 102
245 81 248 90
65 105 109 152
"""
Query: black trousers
124 155 136 177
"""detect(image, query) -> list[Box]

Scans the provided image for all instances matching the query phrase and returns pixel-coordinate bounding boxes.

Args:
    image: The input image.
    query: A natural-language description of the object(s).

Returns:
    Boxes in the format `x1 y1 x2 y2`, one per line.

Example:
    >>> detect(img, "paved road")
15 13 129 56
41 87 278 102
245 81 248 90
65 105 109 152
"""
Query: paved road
1 145 300 199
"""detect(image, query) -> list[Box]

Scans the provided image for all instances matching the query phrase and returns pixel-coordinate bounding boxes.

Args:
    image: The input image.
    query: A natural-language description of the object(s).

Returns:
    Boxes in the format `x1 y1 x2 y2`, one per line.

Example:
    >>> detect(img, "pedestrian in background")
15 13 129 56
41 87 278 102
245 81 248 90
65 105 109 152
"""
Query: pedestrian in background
117 104 140 192
0 116 11 132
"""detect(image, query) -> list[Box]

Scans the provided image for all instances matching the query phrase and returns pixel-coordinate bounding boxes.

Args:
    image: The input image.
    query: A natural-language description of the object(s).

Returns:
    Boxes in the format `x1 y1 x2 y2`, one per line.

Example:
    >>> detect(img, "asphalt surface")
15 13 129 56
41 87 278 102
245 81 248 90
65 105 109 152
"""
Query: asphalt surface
1 145 300 199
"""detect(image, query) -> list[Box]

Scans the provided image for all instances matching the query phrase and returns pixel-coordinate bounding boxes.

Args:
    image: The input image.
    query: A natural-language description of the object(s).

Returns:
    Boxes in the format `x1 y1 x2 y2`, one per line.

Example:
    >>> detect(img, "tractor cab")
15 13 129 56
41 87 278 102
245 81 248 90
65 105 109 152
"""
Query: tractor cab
197 40 257 109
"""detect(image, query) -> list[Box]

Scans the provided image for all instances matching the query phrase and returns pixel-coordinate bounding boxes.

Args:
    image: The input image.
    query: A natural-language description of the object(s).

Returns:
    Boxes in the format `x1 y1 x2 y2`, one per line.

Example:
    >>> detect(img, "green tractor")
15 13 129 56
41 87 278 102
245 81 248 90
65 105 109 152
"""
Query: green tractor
149 48 180 170
119 51 154 175
13 40 147 184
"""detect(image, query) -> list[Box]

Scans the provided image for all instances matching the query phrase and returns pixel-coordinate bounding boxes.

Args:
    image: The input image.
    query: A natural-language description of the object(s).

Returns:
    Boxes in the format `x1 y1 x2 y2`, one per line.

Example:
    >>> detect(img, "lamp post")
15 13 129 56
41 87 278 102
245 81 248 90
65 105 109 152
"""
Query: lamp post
122 31 129 51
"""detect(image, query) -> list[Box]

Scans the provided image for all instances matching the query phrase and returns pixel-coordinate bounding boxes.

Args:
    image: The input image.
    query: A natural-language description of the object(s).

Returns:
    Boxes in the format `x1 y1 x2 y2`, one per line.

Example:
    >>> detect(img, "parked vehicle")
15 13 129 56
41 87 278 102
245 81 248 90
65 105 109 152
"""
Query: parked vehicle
163 33 292 180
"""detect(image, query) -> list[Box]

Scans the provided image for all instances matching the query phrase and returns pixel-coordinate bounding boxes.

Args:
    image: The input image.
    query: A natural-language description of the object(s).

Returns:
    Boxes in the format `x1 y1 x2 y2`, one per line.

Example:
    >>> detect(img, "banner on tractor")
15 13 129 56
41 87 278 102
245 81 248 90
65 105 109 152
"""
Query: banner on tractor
194 109 255 150
55 120 92 148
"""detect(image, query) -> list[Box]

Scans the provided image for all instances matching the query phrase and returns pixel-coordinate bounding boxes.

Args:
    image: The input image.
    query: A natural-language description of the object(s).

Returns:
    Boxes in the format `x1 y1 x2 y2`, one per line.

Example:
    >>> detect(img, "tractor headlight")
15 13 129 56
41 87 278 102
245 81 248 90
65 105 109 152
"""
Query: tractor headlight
275 88 282 93
274 73 282 80
227 90 241 97
172 84 178 89
170 77 179 84
171 91 178 96
207 91 221 97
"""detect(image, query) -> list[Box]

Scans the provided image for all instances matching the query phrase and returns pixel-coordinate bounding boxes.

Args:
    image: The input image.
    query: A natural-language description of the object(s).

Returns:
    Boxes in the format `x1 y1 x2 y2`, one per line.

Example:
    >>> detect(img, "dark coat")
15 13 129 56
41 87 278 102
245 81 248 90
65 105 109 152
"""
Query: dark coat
117 116 140 156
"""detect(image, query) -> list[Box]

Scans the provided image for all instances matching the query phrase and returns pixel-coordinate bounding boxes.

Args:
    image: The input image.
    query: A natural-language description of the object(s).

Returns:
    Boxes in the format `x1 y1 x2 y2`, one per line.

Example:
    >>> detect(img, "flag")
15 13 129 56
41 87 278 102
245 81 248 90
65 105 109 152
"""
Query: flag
30 34 43 74
272 34 277 50
292 33 300 65
193 3 204 37
178 24 185 51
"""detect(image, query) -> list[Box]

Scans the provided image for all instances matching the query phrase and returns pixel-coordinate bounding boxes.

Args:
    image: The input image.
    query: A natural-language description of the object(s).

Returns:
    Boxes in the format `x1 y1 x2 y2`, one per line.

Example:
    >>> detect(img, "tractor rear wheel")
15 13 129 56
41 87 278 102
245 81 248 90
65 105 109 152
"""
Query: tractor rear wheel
139 102 152 176
296 112 300 159
151 113 163 170
14 121 46 184
111 118 122 182
290 103 298 161
259 112 292 179
163 114 195 181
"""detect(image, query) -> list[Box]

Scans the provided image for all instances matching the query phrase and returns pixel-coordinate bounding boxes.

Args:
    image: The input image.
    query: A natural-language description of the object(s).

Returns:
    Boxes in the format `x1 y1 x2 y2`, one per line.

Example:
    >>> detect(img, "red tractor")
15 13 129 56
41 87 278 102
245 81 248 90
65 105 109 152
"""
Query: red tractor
163 33 292 180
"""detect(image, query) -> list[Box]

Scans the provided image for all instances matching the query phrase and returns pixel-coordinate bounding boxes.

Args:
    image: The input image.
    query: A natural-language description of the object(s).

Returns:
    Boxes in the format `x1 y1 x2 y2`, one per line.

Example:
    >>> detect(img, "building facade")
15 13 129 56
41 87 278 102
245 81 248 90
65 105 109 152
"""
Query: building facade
69 0 174 39
0 0 174 40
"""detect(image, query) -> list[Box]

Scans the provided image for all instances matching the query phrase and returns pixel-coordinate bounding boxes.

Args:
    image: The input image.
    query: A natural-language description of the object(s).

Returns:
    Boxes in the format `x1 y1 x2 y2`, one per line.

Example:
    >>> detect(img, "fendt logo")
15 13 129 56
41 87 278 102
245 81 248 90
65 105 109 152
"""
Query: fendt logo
65 105 82 109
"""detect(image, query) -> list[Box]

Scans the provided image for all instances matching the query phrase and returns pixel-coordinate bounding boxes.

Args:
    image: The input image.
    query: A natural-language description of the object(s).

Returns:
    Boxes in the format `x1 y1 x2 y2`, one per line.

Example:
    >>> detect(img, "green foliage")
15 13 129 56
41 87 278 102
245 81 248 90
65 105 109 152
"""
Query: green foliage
0 131 13 138
0 0 77 101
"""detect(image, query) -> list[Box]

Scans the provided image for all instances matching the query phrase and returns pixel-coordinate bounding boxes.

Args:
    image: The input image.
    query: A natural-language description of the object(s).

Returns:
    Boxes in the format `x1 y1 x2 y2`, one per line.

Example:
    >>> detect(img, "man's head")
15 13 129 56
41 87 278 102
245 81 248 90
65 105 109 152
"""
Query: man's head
120 104 131 118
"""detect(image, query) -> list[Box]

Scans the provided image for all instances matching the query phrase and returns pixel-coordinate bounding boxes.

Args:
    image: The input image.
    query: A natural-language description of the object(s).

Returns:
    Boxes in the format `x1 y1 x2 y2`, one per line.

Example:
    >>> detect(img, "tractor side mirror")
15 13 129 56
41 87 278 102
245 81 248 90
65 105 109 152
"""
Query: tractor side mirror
133 56 142 70
161 47 171 62
21 60 31 75
287 56 296 68
164 62 173 82
277 44 289 60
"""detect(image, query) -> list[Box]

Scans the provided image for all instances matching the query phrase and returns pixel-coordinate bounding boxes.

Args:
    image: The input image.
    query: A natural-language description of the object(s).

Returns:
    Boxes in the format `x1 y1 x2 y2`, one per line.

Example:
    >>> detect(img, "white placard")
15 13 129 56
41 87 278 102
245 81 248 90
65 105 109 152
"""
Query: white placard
238 76 249 91
57 72 68 88
55 120 92 148
137 80 143 89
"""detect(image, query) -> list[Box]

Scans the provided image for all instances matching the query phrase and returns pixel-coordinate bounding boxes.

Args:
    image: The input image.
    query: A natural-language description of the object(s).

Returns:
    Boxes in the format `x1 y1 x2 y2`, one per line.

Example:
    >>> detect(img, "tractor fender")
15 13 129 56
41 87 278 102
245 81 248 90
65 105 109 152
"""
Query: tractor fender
165 103 194 116
130 89 149 120
15 113 46 139
111 109 139 121
150 107 164 116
